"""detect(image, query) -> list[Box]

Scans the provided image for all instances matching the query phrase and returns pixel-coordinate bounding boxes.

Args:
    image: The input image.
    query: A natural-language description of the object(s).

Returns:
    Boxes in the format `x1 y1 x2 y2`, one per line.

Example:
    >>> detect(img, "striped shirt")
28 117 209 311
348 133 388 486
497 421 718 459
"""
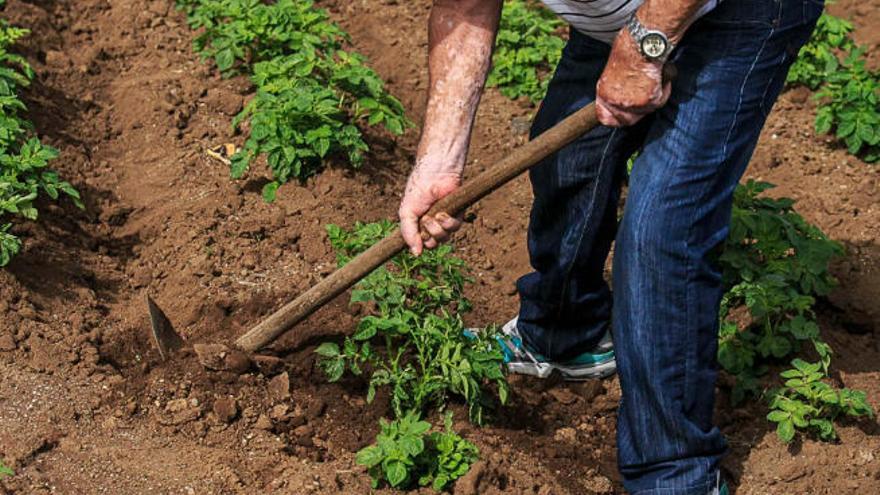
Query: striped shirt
541 0 720 44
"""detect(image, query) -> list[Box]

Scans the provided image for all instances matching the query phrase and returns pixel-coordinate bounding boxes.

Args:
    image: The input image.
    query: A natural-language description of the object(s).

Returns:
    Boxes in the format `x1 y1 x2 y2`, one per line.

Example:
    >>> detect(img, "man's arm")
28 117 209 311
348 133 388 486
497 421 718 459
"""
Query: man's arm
596 0 709 127
399 0 502 255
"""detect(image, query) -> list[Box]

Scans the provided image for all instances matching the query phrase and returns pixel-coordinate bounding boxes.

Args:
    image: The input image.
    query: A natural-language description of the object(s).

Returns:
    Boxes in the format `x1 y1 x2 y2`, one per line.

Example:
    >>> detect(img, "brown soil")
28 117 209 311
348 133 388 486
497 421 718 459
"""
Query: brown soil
0 0 877 493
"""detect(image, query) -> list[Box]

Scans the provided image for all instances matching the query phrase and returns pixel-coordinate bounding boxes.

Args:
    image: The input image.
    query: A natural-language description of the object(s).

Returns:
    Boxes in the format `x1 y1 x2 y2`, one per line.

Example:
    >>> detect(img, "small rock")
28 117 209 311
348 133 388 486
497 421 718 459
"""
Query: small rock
44 50 70 68
510 116 532 135
213 397 238 423
268 372 290 402
254 414 273 430
0 334 16 351
304 397 326 420
204 87 244 116
253 355 285 375
161 398 202 425
166 398 191 413
292 424 314 446
194 343 251 374
553 427 577 443
548 387 579 405
269 404 290 421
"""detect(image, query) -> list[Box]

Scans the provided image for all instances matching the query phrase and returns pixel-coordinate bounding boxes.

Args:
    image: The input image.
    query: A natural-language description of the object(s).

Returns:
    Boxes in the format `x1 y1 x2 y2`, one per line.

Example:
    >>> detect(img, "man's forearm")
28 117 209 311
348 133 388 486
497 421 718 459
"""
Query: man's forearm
636 0 710 45
415 0 502 177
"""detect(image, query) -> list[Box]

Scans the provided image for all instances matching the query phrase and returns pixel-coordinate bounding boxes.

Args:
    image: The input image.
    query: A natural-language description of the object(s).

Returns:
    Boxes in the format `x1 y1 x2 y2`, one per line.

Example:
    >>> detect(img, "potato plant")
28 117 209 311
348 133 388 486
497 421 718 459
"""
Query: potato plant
767 359 873 442
316 221 507 490
177 0 411 200
0 8 81 267
318 221 508 424
356 412 479 490
719 181 873 441
788 13 880 162
487 0 564 103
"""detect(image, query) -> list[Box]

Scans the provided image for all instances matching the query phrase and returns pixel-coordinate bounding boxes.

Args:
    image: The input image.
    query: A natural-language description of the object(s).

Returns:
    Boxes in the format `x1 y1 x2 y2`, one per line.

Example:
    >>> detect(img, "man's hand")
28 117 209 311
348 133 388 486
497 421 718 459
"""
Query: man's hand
596 29 672 127
398 0 501 255
399 170 463 256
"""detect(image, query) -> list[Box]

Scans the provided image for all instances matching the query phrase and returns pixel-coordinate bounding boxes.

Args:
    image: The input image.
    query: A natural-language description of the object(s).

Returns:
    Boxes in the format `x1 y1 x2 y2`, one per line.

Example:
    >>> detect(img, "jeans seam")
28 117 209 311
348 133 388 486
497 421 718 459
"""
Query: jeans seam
550 128 618 354
668 9 776 478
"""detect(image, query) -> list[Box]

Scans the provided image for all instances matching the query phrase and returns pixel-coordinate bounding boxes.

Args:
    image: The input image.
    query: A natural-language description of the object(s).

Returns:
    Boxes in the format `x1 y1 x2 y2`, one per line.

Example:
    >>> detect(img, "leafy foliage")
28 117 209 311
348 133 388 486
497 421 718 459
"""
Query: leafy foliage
318 221 508 425
177 0 411 199
0 9 81 266
718 181 873 441
487 0 564 103
356 412 479 490
767 358 874 442
787 13 880 162
787 14 856 90
0 459 11 479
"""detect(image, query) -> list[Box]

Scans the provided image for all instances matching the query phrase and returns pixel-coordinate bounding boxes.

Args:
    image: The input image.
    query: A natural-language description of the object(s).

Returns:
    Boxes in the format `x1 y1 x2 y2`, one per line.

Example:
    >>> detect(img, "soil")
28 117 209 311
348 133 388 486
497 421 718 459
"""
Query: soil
0 0 877 493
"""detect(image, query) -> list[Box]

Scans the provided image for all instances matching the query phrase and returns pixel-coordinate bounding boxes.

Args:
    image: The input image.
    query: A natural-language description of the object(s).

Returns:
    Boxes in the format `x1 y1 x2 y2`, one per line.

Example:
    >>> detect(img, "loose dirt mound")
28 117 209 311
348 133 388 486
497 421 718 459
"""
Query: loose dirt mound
0 0 877 493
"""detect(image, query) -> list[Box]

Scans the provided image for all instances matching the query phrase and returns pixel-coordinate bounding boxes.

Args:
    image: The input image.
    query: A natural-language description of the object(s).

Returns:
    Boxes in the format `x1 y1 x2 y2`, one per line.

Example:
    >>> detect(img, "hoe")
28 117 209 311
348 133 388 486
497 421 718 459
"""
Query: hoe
148 97 620 360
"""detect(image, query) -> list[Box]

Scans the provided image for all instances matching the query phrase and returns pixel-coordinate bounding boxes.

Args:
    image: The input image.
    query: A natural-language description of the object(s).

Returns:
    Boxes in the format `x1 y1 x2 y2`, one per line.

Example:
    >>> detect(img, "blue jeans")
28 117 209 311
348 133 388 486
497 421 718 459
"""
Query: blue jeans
516 0 824 493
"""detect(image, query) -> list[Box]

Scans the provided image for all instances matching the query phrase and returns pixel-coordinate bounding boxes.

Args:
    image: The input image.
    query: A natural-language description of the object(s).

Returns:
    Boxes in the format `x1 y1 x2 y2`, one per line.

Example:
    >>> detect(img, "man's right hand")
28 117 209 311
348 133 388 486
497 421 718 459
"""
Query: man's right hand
399 0 501 255
399 170 463 256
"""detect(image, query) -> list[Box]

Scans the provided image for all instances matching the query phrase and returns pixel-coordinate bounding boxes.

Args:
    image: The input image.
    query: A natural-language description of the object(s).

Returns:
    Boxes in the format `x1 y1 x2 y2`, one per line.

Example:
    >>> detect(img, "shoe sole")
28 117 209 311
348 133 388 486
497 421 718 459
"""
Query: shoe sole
507 357 617 381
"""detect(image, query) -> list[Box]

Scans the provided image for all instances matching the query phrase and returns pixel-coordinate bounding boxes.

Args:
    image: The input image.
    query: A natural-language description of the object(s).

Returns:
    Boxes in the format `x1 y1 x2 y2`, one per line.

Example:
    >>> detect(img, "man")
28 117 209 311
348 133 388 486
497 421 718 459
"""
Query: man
398 0 823 493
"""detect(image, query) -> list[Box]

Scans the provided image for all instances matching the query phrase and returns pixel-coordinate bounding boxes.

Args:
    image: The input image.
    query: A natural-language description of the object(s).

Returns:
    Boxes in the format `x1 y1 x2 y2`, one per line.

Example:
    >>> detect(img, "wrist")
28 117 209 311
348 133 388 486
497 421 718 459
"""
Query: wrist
615 28 665 75
626 13 675 63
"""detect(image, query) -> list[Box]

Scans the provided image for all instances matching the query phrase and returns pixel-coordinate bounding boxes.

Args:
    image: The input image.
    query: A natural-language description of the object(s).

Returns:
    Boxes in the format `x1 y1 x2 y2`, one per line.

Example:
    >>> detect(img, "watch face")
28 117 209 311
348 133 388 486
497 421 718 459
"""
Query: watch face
641 33 667 59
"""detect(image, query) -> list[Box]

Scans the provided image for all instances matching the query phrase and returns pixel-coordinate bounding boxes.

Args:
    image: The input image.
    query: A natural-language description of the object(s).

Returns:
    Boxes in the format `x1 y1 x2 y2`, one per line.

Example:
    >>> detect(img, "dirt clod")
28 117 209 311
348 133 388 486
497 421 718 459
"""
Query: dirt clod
213 397 238 423
193 343 251 374
268 372 291 402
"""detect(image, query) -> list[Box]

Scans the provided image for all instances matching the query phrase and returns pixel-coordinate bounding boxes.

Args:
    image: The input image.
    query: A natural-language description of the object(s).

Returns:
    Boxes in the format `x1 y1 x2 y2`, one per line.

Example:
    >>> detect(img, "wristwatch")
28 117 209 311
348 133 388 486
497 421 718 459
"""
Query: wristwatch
626 14 674 63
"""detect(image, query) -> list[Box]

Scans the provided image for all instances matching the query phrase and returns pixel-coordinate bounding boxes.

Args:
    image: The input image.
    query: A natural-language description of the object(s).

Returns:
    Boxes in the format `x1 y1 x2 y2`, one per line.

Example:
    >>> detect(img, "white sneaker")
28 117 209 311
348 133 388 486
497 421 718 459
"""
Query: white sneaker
493 317 616 380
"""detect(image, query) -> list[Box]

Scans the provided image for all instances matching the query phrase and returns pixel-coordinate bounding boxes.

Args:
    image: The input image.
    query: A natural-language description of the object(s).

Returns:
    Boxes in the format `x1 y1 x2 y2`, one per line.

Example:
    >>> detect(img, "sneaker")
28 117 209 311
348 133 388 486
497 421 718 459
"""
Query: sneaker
709 472 729 495
484 317 616 380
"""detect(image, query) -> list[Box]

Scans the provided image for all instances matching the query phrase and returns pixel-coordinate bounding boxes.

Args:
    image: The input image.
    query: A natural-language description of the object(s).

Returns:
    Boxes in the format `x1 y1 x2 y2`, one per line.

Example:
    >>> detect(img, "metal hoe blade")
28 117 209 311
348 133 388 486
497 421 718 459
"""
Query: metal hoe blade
147 295 184 359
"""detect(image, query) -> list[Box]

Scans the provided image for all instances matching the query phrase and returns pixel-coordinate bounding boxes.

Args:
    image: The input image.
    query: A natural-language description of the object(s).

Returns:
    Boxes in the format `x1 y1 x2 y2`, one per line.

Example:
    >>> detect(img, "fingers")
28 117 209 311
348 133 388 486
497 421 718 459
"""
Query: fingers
596 97 647 128
419 212 462 250
399 208 424 256
437 212 462 232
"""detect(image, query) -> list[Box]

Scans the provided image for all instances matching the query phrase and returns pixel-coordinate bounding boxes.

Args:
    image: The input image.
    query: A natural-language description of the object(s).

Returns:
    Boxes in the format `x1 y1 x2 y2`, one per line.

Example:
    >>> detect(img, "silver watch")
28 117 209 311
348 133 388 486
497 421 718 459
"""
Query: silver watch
626 14 674 63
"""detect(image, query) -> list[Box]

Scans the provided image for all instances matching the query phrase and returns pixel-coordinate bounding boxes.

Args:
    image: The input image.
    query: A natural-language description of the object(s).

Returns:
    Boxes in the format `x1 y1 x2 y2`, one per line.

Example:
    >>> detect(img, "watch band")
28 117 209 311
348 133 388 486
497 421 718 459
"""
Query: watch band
626 14 675 63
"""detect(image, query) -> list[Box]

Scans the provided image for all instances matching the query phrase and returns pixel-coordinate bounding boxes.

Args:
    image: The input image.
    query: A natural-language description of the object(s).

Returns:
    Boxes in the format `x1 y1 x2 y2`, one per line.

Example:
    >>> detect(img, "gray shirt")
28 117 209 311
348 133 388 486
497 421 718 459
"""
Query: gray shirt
540 0 720 44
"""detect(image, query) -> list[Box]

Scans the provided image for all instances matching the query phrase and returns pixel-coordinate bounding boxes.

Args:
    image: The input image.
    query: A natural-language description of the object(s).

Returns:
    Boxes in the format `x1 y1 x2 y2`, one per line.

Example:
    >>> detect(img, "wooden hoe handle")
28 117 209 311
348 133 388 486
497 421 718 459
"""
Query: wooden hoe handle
234 102 601 352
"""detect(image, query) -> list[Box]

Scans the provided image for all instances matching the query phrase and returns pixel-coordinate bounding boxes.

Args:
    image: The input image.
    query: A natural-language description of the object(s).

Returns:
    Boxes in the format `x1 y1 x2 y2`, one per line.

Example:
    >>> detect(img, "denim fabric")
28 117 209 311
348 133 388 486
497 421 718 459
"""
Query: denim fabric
515 0 824 493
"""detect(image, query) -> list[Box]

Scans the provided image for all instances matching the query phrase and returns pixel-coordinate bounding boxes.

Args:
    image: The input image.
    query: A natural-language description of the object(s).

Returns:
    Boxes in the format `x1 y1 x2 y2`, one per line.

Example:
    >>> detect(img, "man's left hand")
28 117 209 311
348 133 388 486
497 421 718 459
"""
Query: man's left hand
596 30 672 127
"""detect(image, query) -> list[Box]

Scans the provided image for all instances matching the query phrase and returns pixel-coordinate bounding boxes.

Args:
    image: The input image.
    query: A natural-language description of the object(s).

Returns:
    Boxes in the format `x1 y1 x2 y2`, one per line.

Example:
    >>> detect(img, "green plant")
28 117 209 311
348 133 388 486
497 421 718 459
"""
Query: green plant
0 459 11 478
717 181 872 441
787 12 880 162
0 8 81 266
317 221 508 425
813 47 880 161
177 0 411 199
487 0 564 103
787 13 856 90
356 412 479 490
768 358 874 442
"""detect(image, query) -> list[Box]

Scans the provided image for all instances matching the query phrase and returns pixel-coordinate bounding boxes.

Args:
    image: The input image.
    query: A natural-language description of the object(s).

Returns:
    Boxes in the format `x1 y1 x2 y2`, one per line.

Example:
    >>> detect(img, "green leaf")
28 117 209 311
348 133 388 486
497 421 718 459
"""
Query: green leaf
767 410 790 423
385 460 408 487
261 181 279 202
355 445 384 468
314 342 340 357
776 418 796 443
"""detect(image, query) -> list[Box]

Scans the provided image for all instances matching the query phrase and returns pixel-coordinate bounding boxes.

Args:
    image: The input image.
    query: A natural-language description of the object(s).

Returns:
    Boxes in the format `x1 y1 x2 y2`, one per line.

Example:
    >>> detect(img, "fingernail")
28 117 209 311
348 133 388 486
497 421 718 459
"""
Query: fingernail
437 212 450 221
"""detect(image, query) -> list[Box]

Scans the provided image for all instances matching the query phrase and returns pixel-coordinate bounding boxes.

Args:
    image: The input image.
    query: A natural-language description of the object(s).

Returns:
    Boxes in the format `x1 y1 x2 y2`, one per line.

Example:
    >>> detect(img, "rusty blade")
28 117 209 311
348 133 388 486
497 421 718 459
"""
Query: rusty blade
146 295 184 359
